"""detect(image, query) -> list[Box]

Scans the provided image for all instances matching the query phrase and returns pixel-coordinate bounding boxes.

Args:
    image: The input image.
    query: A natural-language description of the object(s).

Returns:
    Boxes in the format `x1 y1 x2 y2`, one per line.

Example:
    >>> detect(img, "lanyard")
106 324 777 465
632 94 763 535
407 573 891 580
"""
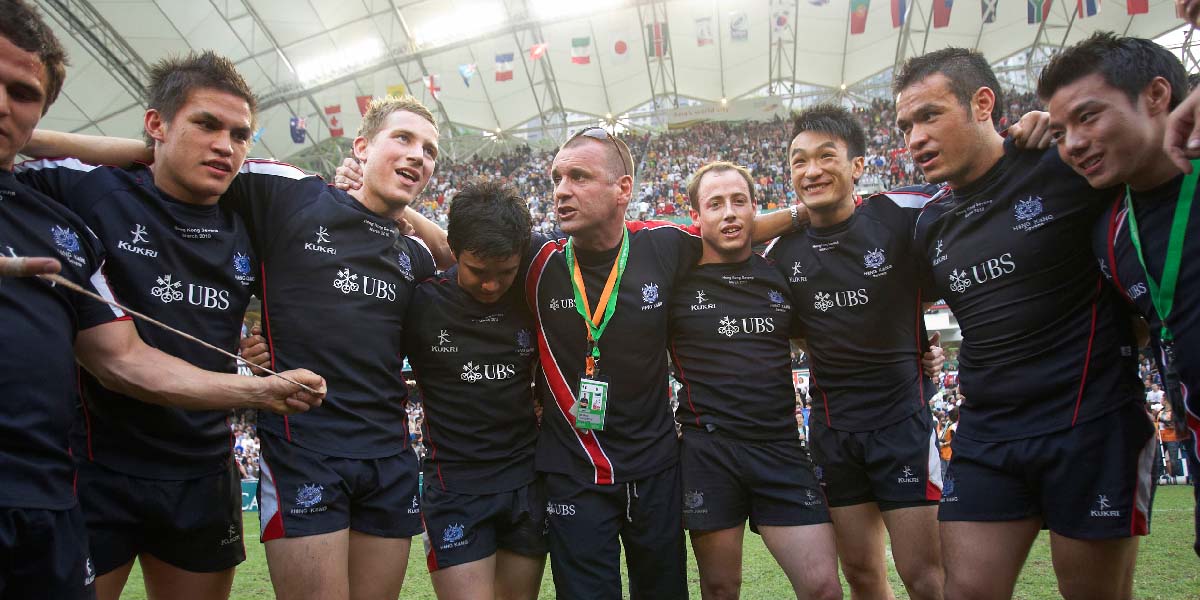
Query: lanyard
564 229 629 376
1124 160 1198 343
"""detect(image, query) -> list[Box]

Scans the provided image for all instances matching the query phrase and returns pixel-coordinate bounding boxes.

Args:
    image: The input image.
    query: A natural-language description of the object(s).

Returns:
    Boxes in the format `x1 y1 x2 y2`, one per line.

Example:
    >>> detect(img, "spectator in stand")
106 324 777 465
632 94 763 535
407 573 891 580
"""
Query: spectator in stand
939 408 958 482
1159 407 1184 482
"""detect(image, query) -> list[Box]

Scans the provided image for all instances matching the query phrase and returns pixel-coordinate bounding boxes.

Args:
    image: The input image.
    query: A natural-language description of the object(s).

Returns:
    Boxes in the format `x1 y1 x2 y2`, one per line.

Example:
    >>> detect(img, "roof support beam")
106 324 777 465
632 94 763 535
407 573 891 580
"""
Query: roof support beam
502 0 567 142
636 1 678 111
36 0 149 101
390 1 457 136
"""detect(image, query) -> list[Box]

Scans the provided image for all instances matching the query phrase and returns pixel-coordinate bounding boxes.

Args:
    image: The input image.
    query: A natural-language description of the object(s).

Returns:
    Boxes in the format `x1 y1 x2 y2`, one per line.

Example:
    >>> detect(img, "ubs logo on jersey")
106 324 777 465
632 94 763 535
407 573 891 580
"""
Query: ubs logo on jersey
151 274 232 310
117 224 159 258
813 292 834 312
398 252 414 281
461 361 516 382
50 225 86 268
1012 196 1054 232
862 248 892 277
305 227 337 255
233 252 255 285
789 261 808 283
545 502 576 517
333 268 396 301
717 316 775 336
432 329 458 353
1127 282 1148 300
932 240 948 266
836 289 869 308
151 274 184 303
691 289 716 311
516 329 534 356
1090 494 1120 518
641 282 662 310
549 297 576 311
948 253 1017 293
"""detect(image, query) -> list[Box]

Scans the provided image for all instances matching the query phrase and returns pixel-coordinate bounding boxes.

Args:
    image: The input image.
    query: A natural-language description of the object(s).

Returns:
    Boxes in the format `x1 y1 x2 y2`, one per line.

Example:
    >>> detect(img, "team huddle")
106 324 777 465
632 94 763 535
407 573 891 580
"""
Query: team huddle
2 0 1199 599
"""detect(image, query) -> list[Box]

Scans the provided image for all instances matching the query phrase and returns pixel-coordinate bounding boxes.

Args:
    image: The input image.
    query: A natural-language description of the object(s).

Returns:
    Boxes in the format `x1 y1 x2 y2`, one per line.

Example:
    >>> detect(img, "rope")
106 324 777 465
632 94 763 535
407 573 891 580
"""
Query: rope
37 272 320 395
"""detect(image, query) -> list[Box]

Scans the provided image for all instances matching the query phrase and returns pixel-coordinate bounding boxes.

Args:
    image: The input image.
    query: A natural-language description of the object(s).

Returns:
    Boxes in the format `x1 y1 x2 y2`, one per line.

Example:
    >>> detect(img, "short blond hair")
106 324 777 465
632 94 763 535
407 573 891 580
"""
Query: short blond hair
686 161 756 211
356 95 437 142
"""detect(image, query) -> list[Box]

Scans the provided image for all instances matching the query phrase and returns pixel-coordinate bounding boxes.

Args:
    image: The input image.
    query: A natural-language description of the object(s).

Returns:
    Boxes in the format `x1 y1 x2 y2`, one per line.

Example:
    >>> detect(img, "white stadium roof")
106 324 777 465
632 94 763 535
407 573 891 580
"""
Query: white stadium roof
35 0 1189 162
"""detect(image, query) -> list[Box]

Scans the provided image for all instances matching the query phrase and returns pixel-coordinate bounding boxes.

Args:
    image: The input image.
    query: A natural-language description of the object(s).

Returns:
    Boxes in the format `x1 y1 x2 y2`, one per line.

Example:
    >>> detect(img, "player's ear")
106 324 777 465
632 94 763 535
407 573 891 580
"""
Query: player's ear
851 156 865 181
972 86 997 126
352 136 370 164
144 109 167 145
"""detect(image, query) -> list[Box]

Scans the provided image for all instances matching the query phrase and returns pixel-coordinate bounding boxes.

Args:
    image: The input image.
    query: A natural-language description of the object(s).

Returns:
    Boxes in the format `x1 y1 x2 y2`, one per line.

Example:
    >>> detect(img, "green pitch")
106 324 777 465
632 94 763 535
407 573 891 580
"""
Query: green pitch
120 485 1197 599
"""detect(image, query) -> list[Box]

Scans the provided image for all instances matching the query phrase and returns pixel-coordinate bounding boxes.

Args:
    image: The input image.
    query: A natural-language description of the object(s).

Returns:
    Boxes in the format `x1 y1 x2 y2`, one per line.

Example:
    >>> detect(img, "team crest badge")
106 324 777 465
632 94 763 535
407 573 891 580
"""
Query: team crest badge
768 289 785 304
641 282 659 304
296 483 323 508
684 490 704 509
443 523 465 543
863 248 886 269
1014 196 1043 221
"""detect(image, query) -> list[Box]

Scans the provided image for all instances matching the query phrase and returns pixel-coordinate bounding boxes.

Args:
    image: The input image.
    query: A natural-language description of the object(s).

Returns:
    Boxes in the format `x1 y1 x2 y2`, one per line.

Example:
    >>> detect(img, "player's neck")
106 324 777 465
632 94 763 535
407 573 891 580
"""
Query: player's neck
1126 151 1183 194
698 243 751 265
571 220 625 253
808 197 855 229
348 186 405 221
149 164 219 206
948 133 1005 190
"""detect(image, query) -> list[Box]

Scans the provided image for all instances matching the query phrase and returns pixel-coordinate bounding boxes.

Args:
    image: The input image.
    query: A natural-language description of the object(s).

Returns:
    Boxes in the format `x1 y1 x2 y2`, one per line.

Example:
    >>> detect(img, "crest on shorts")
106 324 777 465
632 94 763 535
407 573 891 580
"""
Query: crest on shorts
443 523 465 543
684 490 705 509
942 476 955 497
296 483 324 508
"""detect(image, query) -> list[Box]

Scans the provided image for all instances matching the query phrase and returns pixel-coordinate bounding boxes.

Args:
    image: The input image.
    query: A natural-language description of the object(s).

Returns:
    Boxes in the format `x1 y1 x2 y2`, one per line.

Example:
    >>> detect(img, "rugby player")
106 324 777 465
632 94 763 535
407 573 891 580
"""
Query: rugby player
1039 32 1200 558
893 48 1150 600
16 50 267 600
669 161 841 600
764 106 944 600
404 178 545 599
335 127 799 599
31 95 453 599
0 4 325 598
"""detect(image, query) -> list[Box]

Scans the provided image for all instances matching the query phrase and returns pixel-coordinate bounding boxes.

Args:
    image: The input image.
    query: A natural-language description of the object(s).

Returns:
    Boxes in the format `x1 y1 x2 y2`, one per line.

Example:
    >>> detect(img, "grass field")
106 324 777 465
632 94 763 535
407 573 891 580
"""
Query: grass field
121 485 1199 599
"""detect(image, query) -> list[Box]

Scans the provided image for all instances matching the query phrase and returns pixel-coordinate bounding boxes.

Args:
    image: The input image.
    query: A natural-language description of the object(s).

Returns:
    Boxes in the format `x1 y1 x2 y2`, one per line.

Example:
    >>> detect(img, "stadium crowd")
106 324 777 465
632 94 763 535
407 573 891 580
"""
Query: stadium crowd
409 91 1043 233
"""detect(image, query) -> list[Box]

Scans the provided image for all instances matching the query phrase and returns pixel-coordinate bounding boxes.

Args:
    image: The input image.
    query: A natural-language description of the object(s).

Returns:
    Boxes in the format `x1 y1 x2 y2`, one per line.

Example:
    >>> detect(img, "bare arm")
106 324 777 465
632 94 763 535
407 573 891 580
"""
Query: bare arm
403 206 453 269
24 130 152 166
751 204 808 244
75 320 325 414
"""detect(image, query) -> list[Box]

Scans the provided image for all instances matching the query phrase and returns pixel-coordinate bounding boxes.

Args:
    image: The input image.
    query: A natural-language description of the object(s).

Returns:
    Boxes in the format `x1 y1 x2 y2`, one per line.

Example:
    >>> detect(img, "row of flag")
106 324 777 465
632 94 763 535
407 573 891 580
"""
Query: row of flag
849 0 1163 33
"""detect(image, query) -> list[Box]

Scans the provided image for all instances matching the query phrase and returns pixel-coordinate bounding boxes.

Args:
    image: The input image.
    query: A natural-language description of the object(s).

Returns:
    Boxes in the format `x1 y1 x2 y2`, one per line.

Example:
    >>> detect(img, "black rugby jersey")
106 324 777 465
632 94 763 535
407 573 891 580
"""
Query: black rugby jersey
668 255 800 441
764 193 935 432
406 265 538 494
911 143 1141 442
0 170 125 509
222 160 435 458
16 159 255 479
1095 174 1200 429
526 222 702 485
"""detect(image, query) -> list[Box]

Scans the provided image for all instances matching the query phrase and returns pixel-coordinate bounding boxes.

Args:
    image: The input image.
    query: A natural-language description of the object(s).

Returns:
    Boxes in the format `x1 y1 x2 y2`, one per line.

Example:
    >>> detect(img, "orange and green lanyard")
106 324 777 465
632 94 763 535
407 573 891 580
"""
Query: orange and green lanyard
564 229 629 377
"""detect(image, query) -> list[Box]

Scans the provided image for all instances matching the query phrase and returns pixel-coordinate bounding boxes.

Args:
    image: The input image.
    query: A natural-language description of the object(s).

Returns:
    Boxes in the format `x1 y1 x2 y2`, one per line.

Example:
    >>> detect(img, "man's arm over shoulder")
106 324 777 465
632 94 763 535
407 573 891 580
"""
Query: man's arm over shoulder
24 130 152 167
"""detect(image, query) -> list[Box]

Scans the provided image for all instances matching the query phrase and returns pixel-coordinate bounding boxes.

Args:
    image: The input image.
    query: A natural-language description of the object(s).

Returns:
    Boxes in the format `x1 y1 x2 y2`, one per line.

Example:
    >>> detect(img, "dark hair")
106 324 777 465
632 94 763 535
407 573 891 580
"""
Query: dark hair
1037 32 1187 111
0 0 68 114
790 104 867 159
144 50 257 146
447 178 532 259
894 47 1004 127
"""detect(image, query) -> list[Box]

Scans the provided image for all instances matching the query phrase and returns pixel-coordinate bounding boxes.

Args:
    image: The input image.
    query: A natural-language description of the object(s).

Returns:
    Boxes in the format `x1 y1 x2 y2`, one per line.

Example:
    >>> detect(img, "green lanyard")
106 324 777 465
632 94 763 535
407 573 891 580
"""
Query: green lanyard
1124 160 1198 343
564 229 629 376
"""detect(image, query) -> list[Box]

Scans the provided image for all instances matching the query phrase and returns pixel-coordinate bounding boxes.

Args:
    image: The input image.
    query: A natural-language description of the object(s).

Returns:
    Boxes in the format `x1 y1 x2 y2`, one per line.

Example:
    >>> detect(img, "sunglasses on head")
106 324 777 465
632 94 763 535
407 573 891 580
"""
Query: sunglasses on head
568 126 630 178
